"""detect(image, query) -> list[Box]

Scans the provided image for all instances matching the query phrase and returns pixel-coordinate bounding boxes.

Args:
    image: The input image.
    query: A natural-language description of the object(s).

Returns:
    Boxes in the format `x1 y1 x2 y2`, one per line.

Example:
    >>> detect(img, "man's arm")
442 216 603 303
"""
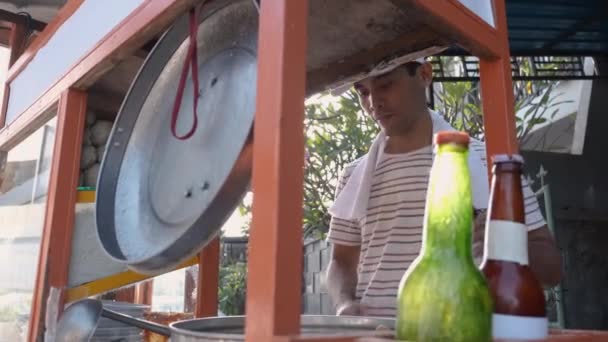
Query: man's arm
473 213 563 287
528 225 562 287
326 243 362 315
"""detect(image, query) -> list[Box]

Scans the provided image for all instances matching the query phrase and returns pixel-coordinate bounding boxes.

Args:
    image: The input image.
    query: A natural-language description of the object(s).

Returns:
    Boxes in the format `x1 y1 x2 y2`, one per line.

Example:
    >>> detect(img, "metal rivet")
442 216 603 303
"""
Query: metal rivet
201 181 210 191
184 188 193 198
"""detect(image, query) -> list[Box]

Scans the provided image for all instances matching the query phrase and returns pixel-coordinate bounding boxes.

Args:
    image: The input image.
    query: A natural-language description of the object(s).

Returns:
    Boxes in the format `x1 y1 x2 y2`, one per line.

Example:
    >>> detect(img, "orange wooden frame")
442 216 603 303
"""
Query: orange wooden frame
196 237 220 317
244 0 308 340
5 0 85 84
7 1 205 340
0 0 84 130
0 21 27 128
27 88 87 342
407 0 502 58
5 0 603 341
479 0 519 159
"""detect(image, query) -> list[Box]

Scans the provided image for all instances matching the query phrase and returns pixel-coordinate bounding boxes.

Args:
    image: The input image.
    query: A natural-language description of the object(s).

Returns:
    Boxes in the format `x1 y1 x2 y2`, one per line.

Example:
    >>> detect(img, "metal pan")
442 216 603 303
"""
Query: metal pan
96 0 258 274
55 299 395 342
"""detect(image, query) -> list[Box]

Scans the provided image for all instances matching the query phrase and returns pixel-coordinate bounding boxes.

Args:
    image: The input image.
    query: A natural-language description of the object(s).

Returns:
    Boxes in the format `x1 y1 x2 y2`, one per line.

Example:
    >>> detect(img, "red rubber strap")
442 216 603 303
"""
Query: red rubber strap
171 8 200 140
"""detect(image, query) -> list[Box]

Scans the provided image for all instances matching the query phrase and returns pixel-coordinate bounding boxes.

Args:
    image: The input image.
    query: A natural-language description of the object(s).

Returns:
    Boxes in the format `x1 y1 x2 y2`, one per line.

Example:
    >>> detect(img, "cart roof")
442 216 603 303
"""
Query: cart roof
0 0 605 55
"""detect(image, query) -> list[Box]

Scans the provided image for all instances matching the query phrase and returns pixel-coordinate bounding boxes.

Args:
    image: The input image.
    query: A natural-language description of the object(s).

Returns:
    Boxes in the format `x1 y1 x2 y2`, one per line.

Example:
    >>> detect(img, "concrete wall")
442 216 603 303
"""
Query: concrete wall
302 238 334 315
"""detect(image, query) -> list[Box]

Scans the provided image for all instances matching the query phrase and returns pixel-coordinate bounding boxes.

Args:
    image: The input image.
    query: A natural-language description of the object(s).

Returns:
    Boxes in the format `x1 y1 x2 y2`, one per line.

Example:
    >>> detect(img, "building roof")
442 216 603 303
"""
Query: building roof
505 0 607 56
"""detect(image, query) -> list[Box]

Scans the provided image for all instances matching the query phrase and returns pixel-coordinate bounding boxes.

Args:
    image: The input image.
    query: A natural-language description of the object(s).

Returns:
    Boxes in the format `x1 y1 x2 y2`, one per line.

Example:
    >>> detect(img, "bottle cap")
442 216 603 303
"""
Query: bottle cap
434 131 470 147
492 154 524 164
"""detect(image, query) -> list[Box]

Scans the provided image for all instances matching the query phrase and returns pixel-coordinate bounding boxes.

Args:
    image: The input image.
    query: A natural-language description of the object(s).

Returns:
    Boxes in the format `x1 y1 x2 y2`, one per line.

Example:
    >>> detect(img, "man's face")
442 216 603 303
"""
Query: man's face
354 62 432 136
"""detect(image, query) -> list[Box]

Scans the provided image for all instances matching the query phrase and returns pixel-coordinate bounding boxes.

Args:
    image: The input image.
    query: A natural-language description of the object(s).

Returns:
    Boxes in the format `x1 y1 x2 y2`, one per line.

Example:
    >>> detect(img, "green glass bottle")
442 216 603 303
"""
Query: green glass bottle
396 131 493 341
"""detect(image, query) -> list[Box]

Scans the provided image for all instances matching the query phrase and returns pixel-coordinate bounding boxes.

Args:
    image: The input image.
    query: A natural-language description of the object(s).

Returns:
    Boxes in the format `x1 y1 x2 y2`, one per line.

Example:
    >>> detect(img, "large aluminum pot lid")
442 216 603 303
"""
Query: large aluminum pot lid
96 0 258 275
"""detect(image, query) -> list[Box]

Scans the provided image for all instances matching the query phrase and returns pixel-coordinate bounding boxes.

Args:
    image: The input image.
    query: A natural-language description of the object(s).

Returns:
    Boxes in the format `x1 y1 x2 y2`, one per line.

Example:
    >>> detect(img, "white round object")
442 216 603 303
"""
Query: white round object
84 164 100 187
96 145 106 162
90 121 113 147
86 110 97 127
80 145 97 170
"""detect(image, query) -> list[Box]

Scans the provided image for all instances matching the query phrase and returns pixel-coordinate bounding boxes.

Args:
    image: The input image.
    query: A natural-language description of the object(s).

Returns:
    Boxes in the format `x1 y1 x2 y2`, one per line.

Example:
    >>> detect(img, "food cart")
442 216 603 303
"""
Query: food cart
0 0 606 341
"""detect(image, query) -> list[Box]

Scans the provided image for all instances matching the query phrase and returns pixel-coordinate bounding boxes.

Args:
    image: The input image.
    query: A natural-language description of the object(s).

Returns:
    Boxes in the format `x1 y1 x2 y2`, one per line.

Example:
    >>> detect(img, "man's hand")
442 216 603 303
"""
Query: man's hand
336 300 368 316
326 244 361 316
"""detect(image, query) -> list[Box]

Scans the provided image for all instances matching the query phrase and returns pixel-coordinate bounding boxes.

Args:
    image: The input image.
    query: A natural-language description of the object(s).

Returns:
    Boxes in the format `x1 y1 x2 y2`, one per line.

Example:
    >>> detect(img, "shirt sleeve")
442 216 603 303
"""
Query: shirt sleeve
326 166 361 246
522 177 547 231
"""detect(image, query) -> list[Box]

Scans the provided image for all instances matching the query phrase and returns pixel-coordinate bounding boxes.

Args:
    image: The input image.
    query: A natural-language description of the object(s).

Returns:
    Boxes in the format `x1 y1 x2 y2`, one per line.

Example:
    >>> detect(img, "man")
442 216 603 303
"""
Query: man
325 56 563 318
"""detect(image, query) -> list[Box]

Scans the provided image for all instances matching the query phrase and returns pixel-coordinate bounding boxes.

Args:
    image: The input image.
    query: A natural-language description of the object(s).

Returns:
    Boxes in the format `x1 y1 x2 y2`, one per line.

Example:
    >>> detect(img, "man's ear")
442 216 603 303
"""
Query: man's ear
418 62 433 87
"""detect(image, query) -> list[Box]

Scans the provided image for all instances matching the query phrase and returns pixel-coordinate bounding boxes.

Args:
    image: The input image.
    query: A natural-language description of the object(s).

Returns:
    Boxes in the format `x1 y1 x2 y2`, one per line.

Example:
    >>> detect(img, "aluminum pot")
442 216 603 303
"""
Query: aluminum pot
55 299 395 342
169 315 395 342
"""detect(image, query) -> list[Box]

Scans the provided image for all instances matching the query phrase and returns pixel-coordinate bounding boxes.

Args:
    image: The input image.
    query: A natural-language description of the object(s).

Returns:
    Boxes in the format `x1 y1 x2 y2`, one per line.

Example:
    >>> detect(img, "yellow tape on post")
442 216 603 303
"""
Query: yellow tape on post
76 189 96 203
65 256 199 303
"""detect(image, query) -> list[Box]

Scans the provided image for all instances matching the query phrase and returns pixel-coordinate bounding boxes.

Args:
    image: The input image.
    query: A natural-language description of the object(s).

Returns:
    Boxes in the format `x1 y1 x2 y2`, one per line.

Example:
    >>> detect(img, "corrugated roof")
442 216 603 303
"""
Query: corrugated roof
506 0 607 56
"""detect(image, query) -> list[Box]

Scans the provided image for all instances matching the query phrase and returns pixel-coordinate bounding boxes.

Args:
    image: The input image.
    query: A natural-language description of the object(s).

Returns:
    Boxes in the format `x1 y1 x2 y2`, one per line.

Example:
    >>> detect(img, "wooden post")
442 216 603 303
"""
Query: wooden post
244 0 308 340
0 21 26 128
27 89 87 342
195 237 220 317
8 21 27 66
480 0 519 166
135 280 154 305
114 286 137 303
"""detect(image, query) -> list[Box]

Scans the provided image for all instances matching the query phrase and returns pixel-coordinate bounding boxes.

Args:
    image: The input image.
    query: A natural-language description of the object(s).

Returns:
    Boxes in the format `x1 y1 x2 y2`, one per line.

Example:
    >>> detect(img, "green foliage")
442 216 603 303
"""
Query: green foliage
219 262 247 316
434 79 567 145
433 56 571 145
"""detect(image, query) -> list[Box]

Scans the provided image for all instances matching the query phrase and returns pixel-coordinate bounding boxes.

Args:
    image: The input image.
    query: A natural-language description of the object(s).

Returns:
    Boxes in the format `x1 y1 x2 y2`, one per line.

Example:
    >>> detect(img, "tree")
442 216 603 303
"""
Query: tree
432 56 568 144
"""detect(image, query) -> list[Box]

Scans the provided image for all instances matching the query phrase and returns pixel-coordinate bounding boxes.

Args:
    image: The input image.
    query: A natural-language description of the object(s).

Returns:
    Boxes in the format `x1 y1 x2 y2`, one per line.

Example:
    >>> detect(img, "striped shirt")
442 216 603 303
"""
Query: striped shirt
327 140 545 317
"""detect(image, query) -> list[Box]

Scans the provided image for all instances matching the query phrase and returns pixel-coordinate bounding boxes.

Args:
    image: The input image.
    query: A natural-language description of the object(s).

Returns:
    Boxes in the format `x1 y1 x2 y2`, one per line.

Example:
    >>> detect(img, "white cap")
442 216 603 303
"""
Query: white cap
492 154 525 164
328 45 448 96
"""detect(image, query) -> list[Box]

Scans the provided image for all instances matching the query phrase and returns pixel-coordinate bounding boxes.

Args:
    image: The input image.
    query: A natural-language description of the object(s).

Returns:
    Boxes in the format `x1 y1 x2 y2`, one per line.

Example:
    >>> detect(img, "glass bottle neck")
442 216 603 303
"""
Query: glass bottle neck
488 163 525 222
422 144 473 260
484 162 529 264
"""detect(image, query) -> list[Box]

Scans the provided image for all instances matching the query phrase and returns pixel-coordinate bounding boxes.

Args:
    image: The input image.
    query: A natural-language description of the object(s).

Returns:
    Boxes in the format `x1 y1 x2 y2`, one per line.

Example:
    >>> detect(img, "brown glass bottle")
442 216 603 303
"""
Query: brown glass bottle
480 154 548 340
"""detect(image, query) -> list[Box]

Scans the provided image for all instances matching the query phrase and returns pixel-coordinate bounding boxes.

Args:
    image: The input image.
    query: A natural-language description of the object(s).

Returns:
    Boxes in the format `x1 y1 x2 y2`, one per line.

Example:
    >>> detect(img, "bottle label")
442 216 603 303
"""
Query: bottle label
493 313 548 339
485 220 529 265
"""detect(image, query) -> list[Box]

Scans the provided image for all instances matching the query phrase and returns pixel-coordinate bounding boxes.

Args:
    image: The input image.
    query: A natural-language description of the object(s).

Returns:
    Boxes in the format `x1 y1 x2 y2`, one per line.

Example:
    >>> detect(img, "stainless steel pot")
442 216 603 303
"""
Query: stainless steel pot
55 299 395 342
169 315 395 342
